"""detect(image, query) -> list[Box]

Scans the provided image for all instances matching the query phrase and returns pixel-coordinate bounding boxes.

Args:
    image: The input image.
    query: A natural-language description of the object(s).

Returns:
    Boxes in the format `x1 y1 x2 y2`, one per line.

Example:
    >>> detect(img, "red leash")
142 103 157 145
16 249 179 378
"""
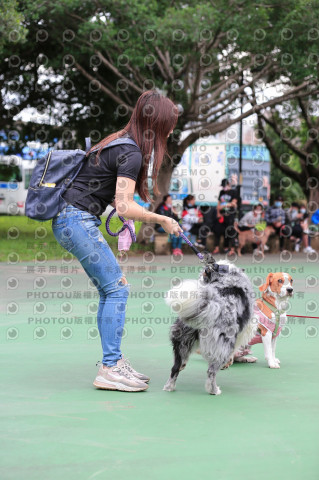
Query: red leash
287 315 319 319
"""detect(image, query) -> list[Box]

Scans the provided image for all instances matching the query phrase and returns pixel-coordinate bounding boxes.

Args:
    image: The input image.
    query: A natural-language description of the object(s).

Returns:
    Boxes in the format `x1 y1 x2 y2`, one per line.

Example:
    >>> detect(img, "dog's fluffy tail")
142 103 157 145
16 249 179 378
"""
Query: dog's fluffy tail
165 279 220 328
165 279 200 315
233 312 258 352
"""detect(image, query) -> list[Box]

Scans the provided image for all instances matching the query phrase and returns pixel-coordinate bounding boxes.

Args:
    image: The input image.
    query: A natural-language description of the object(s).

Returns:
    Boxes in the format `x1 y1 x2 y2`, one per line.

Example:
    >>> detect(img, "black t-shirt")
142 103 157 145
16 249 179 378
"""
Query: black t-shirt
62 138 142 217
218 188 237 215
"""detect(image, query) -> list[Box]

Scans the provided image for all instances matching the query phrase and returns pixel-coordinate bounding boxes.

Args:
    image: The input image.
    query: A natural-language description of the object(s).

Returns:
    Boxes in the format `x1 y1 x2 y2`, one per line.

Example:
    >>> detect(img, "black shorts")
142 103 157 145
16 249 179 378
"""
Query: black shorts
238 226 252 232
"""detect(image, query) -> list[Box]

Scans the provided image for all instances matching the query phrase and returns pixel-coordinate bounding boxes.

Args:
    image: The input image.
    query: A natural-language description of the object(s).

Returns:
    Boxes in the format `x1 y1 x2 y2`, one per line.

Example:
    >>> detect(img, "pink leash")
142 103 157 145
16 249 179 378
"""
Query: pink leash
105 208 205 259
105 208 136 252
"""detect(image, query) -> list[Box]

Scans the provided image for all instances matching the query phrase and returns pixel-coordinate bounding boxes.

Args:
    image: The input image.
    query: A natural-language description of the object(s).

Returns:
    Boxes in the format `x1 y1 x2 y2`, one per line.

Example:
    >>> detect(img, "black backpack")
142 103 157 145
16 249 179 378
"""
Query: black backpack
25 137 138 220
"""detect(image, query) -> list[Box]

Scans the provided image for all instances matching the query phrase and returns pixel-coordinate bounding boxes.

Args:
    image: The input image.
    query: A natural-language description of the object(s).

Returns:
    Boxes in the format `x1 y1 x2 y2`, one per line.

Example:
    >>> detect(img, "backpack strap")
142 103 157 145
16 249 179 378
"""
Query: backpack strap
85 137 91 153
89 137 139 153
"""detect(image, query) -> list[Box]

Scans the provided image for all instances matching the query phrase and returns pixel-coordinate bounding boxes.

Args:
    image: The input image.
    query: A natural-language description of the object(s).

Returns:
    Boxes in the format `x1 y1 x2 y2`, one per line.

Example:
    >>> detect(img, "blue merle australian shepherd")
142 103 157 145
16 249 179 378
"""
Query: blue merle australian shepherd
163 256 257 395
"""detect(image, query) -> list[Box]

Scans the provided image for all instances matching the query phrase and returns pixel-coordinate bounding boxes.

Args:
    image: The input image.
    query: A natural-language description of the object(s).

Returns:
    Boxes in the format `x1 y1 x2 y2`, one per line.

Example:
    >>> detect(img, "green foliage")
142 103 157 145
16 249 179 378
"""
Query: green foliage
0 0 27 55
270 163 306 204
0 215 146 262
1 0 319 170
258 91 319 202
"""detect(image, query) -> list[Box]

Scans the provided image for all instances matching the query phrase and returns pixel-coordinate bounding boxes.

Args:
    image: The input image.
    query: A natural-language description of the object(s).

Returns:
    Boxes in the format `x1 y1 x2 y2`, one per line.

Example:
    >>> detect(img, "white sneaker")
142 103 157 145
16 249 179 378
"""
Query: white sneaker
119 357 150 383
93 361 148 392
264 244 269 251
303 246 316 253
295 243 300 252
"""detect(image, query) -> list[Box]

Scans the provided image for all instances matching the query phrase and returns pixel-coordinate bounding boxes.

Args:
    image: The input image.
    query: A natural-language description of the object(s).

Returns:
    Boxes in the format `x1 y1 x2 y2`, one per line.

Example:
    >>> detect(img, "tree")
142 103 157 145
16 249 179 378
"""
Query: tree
0 1 123 143
255 95 319 210
2 0 319 233
270 161 306 207
0 0 27 55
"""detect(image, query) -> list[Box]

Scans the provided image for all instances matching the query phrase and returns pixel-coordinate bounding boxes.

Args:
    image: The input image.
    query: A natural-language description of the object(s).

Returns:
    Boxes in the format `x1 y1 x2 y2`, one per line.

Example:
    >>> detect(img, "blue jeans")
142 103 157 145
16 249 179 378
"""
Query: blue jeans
51 204 130 367
156 226 182 249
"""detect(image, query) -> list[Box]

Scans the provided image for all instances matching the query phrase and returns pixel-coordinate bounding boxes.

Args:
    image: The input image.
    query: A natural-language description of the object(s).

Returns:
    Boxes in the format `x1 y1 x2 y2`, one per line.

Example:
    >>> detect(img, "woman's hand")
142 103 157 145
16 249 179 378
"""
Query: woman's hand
161 216 183 236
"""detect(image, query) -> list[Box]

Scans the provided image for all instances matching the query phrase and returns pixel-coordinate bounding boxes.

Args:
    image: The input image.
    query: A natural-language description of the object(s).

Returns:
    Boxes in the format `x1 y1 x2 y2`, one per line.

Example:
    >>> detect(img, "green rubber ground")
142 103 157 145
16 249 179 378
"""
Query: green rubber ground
1 254 318 480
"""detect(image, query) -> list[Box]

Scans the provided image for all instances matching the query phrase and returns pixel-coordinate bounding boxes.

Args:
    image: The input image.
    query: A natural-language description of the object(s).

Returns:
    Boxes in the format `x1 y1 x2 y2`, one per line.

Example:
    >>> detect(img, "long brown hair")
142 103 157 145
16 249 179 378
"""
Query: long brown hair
86 90 179 203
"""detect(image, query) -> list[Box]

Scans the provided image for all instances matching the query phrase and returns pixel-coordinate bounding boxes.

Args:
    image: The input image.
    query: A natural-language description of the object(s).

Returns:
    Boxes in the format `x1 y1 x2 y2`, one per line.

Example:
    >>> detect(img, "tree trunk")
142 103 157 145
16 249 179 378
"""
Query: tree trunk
308 185 319 213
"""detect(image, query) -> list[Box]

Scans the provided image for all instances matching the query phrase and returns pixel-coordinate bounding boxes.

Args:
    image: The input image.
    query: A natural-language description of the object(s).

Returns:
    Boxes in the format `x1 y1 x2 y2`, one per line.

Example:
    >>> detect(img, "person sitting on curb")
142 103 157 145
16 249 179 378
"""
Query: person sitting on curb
155 194 183 256
299 203 316 253
264 194 289 252
286 202 305 252
238 203 264 232
236 203 269 254
181 194 205 249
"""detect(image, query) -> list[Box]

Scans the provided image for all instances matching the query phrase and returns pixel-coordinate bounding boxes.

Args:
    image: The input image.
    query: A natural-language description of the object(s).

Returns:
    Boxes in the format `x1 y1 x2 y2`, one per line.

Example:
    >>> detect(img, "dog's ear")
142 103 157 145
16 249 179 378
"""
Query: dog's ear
259 273 274 292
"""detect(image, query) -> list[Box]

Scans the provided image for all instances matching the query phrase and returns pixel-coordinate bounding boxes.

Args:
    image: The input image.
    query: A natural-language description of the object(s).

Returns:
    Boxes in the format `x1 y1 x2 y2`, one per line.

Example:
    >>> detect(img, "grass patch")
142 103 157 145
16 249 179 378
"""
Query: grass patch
0 215 153 262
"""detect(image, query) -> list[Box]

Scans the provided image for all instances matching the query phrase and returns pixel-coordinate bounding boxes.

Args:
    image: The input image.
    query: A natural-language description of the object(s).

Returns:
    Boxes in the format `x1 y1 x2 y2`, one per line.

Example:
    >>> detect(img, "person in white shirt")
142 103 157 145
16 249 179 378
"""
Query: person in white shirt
238 204 264 231
236 204 269 255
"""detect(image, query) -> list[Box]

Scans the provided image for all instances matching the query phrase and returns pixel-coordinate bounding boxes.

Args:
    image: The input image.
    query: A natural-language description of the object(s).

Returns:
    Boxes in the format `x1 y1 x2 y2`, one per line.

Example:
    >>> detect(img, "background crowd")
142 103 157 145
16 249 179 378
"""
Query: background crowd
154 179 317 256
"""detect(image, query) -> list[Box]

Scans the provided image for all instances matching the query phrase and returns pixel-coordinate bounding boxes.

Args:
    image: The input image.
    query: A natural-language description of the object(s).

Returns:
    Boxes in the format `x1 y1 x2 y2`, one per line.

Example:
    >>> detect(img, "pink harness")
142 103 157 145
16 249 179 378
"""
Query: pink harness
249 303 283 346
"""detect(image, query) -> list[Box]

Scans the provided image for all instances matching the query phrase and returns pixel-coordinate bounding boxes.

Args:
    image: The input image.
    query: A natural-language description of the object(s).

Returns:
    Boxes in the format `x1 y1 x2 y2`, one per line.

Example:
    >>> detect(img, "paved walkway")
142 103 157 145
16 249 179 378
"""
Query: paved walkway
0 254 318 479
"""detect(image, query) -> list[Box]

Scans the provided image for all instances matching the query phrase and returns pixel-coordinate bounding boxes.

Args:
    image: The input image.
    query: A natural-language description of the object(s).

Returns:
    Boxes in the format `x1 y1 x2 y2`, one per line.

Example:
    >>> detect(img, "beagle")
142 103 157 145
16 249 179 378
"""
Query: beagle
235 272 294 368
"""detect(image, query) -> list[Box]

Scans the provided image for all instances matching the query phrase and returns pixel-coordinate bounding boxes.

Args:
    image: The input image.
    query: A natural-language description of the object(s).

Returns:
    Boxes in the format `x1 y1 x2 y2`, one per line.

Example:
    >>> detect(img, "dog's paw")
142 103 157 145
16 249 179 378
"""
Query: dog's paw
268 362 280 369
163 386 175 392
209 386 222 395
221 359 233 369
275 358 281 364
205 380 222 395
163 380 176 392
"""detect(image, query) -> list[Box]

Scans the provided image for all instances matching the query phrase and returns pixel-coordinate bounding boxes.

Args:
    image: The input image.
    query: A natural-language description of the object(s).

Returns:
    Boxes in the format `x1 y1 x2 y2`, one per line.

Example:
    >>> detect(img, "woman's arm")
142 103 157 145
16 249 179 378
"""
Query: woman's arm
115 177 183 236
